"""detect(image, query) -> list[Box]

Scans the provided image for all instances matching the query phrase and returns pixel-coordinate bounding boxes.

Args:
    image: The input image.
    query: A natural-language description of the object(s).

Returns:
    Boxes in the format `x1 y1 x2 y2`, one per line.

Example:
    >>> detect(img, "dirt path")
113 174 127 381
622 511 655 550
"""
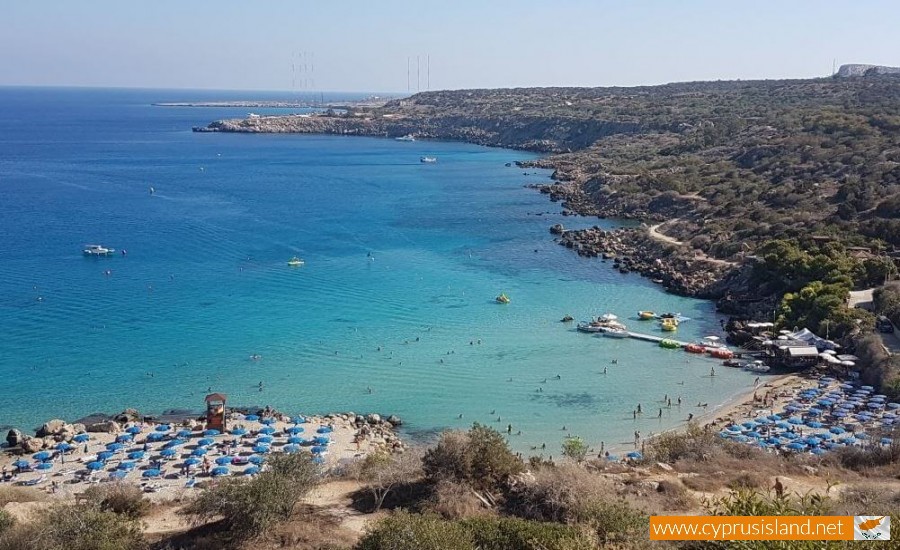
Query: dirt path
647 220 737 267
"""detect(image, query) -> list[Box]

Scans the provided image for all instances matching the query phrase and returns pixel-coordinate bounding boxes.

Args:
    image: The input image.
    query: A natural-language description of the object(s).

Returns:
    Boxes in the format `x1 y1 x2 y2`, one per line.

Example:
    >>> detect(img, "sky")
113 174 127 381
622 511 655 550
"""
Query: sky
2 0 899 92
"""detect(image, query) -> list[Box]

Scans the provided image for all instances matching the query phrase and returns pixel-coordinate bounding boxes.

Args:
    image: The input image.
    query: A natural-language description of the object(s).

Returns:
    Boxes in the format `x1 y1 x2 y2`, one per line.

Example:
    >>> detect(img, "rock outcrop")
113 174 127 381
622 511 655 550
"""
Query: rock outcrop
836 64 900 77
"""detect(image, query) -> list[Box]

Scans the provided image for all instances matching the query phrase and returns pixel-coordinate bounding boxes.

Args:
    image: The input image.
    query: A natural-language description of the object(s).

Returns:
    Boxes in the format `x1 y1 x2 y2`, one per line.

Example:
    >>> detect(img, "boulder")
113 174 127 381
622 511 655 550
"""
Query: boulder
36 419 66 438
386 415 402 427
72 423 86 434
366 413 382 425
114 408 141 424
87 420 121 434
5 429 24 447
21 437 43 453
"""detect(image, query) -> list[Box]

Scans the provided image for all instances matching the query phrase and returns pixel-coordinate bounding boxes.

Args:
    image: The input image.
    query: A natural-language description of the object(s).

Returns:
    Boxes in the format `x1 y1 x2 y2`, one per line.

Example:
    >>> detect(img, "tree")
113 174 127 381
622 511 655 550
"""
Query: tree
423 424 523 493
561 436 588 463
353 450 422 512
183 452 319 540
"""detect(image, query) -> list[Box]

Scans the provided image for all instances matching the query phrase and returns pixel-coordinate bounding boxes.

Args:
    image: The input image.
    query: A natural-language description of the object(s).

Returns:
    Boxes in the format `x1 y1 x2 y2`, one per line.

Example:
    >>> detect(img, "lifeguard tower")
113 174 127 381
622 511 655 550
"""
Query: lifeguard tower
204 393 227 432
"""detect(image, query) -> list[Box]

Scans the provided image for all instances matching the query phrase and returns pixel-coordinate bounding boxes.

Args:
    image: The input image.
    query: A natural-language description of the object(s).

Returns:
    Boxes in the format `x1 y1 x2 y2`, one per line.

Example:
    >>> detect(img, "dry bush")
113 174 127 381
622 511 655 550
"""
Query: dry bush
83 482 149 519
249 506 359 550
823 442 900 473
832 483 900 516
505 463 614 522
653 479 697 512
423 480 492 520
0 486 46 507
680 473 726 493
727 472 767 491
0 503 146 550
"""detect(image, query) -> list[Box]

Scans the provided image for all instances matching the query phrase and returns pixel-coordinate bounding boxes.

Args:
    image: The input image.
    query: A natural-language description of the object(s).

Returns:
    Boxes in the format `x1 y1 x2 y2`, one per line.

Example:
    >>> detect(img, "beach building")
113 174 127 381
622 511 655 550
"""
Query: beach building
204 393 227 432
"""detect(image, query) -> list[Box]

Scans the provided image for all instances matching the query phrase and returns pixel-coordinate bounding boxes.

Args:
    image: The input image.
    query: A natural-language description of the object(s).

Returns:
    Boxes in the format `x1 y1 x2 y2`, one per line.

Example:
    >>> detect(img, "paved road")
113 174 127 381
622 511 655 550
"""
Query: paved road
848 288 900 353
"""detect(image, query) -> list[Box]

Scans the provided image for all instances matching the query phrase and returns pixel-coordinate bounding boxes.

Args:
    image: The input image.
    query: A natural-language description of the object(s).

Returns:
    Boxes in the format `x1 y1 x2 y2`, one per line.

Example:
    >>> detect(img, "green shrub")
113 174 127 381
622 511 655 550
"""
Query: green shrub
572 498 648 542
0 511 13 537
561 436 588 462
183 451 319 540
83 483 149 519
356 512 473 550
461 516 596 550
0 503 146 550
422 423 523 492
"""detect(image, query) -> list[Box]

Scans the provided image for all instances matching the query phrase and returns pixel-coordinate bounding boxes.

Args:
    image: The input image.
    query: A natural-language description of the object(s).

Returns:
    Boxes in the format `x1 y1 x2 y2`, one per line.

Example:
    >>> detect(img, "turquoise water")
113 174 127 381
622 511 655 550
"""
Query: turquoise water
0 87 754 453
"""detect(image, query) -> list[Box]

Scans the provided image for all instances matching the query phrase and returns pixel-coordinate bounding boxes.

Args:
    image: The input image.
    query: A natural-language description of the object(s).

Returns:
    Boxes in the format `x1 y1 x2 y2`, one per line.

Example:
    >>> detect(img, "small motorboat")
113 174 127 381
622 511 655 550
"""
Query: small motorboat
638 311 656 320
420 156 437 163
743 360 770 373
83 244 116 256
560 315 574 323
496 293 510 304
600 327 629 338
684 343 706 354
577 321 604 333
598 313 618 322
700 336 725 349
288 256 305 267
395 134 416 142
660 320 678 332
659 339 681 349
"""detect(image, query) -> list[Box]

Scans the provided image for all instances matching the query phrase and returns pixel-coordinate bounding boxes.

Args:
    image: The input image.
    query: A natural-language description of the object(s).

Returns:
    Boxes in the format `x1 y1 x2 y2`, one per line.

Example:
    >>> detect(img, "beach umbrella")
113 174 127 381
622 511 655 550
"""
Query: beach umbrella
203 429 220 437
230 428 248 436
259 427 276 435
197 438 214 447
840 383 854 390
287 436 305 445
105 442 125 451
806 421 824 429
97 451 114 461
314 436 330 445
164 439 186 448
768 414 782 421
244 465 261 475
856 432 870 439
256 436 273 444
775 421 792 430
86 461 105 471
784 405 801 412
128 451 145 460
252 445 270 454
184 457 201 466
313 455 325 465
316 427 332 434
605 455 619 461
626 451 643 460
787 442 806 451
829 426 846 434
741 421 757 429
884 418 895 425
808 407 824 415
211 466 229 477
887 403 900 410
73 433 90 443
126 426 142 435
56 442 72 452
118 461 136 471
861 385 874 391
176 429 193 438
244 414 260 421
191 448 208 456
310 446 326 455
788 417 804 425
811 448 827 455
746 431 763 439
825 442 842 450
214 456 231 465
36 462 53 471
733 435 750 443
155 425 171 432
249 455 265 465
292 416 306 424
781 432 799 440
160 448 177 458
842 436 858 445
261 418 276 426
756 417 773 425
13 459 31 469
817 399 834 407
146 432 166 442
116 433 133 443
32 451 52 461
881 437 894 445
805 437 822 446
838 403 855 409
142 469 161 478
884 412 897 418
283 444 301 453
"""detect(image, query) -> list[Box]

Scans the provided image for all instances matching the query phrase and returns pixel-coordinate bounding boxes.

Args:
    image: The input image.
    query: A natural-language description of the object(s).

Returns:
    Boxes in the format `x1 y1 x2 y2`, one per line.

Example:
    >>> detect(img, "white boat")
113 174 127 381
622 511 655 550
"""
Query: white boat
700 336 726 349
600 327 629 338
83 244 116 256
420 156 437 163
743 360 770 373
577 322 604 333
395 134 416 142
599 313 618 322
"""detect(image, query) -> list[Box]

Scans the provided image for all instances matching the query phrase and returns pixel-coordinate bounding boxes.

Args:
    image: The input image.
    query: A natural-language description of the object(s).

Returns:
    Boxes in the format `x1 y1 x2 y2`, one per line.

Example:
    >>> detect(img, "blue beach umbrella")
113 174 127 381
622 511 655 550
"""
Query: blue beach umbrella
230 428 248 436
311 446 326 455
142 469 161 478
203 429 220 437
32 451 52 461
146 432 166 442
283 444 301 453
244 414 260 421
887 403 900 409
829 426 846 434
741 421 758 429
249 455 265 465
197 438 214 447
155 425 171 432
160 448 177 458
244 465 261 475
191 448 208 456
861 385 874 391
768 414 782 421
755 417 773 425
787 442 806 451
256 436 274 445
839 383 854 390
97 451 114 461
56 442 72 452
776 421 792 429
261 418 276 425
292 416 306 424
825 442 842 450
176 430 193 439
781 432 799 440
36 462 53 470
109 470 127 480
118 461 136 471
316 426 332 434
211 466 229 477
784 405 801 413
313 455 325 465
806 421 824 429
856 432 870 439
126 426 142 434
733 435 750 443
253 445 271 454
13 460 31 469
215 456 232 465
788 417 804 425
128 451 145 460
116 433 133 443
811 448 827 455
73 433 90 443
164 439 186 448
86 461 105 471
314 436 330 446
626 451 643 460
259 427 276 435
867 402 884 409
184 457 201 466
106 442 125 451
288 436 305 444
884 418 895 425
746 431 763 439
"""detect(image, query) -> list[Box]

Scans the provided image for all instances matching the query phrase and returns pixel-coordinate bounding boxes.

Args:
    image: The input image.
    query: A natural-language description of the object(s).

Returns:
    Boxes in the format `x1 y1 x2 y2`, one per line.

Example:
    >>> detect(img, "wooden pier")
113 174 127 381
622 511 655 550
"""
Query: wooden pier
625 331 691 347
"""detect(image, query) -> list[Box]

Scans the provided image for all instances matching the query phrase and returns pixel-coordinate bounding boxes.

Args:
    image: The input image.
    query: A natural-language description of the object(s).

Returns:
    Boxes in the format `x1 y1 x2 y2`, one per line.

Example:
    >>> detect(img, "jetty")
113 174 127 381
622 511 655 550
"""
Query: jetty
624 330 690 347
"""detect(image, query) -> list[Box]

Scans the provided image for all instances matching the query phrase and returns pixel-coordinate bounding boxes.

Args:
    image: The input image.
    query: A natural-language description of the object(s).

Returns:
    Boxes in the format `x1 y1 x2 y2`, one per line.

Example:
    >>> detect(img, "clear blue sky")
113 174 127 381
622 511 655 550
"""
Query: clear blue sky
2 0 898 92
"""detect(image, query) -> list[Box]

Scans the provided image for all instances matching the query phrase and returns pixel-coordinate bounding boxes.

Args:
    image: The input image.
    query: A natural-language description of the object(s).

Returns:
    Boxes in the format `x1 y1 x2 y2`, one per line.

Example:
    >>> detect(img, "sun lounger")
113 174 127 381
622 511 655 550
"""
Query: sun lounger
22 475 46 486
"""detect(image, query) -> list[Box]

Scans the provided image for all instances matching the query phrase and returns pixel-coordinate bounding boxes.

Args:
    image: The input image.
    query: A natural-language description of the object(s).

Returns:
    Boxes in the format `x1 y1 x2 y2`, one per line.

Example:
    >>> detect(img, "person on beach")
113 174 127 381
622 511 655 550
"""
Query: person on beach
636 403 642 414
633 410 637 419
687 413 694 421
507 424 512 434
634 431 640 448
658 408 663 418
603 367 608 374
710 366 716 377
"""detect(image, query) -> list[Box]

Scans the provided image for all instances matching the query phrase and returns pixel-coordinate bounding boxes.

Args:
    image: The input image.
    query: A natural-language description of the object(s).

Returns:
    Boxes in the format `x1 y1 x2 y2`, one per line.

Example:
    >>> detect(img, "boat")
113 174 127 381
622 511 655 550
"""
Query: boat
496 293 510 304
709 347 735 360
83 244 116 256
600 327 629 338
684 343 706 353
577 321 604 333
700 336 726 349
659 339 681 349
638 311 656 320
287 257 304 267
743 360 770 373
658 312 680 319
395 134 416 142
660 320 678 332
420 156 437 163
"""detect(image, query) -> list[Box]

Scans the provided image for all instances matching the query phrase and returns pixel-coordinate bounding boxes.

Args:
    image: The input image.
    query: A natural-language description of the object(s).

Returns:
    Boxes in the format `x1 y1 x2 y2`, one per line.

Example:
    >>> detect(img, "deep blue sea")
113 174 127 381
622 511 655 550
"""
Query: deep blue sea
0 87 756 453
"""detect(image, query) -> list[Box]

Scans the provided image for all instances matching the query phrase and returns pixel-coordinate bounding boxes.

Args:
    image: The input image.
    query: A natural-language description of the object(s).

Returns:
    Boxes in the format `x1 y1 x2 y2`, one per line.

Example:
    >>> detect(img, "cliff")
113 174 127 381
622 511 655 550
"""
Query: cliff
836 63 900 77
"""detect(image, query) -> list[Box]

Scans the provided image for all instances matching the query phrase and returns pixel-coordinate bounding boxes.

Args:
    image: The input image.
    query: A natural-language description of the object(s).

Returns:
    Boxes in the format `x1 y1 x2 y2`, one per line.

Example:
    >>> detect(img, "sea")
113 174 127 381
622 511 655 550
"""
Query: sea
0 87 757 454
